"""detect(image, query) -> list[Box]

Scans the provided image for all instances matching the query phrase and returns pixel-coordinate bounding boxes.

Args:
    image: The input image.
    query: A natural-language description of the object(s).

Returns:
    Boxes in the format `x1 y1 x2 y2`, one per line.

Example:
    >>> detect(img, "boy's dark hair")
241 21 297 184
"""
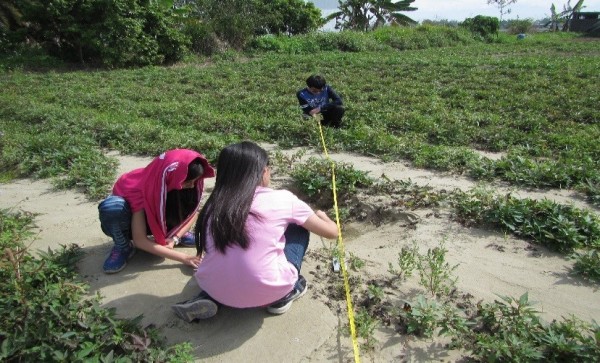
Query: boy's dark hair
306 75 326 89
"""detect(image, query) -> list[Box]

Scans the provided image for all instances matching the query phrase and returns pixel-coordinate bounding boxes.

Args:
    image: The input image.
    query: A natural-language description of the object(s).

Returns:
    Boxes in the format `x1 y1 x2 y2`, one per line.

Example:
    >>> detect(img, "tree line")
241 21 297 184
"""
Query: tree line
0 0 420 67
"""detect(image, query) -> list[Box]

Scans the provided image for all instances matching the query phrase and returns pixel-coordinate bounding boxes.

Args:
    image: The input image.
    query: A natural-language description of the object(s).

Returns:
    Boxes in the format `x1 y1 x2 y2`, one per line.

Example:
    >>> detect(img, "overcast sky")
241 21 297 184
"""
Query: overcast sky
309 0 598 22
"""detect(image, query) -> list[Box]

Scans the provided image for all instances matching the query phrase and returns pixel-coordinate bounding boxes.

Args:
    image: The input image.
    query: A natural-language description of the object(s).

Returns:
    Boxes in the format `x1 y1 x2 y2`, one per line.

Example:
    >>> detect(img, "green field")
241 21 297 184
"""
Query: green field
1 31 599 203
2 29 600 362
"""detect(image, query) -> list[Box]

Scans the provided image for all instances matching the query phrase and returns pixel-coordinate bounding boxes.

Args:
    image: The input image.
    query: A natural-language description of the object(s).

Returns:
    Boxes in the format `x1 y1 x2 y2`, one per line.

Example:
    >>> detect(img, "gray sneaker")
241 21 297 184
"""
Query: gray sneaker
172 292 218 322
267 275 308 315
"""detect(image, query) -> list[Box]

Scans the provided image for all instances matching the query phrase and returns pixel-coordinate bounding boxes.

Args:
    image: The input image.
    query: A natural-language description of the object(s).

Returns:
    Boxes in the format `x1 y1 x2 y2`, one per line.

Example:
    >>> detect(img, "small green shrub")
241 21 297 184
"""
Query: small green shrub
0 210 194 362
348 252 365 271
183 19 225 56
401 295 445 338
579 178 600 206
291 157 374 208
572 250 600 282
461 15 500 40
388 241 419 280
354 307 379 350
507 18 534 34
417 241 458 297
455 293 600 362
453 189 600 253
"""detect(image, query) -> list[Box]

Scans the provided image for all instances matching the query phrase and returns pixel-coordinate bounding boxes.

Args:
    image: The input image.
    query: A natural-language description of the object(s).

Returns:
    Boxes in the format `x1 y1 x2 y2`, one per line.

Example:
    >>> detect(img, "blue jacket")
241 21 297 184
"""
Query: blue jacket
297 85 343 115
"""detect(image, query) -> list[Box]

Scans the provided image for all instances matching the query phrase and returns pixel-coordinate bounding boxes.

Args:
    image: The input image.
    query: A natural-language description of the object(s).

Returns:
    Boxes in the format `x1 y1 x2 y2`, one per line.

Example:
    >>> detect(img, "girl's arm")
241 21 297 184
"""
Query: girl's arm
169 209 199 240
302 210 338 239
131 210 201 268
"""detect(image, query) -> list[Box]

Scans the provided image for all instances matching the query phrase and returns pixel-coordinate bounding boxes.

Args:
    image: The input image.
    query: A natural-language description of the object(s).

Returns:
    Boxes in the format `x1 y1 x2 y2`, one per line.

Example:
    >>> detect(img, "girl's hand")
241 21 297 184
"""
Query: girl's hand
185 254 202 269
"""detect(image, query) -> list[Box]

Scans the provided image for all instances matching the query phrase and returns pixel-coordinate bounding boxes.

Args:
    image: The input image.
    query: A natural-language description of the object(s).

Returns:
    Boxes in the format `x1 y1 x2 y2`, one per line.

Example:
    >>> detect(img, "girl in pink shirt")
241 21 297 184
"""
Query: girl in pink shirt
172 141 338 321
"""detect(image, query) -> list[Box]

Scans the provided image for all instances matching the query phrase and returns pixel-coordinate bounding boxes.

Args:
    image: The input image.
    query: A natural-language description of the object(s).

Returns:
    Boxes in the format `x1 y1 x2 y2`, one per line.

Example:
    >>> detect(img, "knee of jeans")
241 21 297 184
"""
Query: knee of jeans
99 197 131 228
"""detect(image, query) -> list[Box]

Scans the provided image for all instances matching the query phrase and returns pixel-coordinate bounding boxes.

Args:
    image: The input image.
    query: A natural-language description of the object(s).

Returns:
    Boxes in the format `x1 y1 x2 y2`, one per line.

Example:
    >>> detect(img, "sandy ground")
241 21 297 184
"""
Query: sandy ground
1 146 599 362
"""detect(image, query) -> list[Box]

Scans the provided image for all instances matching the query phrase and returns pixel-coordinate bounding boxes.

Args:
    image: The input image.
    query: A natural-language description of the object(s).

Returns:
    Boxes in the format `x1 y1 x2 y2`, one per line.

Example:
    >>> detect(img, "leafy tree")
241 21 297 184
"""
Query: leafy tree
180 0 323 50
561 0 585 31
258 0 323 36
546 0 586 32
549 3 561 31
0 0 31 50
21 0 188 67
461 15 499 39
326 0 417 32
487 0 517 22
0 0 23 30
186 0 263 49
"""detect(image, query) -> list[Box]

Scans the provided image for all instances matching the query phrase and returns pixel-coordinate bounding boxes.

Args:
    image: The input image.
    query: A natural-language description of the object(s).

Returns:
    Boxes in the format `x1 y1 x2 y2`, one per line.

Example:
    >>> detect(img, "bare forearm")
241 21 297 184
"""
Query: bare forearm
133 237 190 263
170 211 199 239
303 211 338 239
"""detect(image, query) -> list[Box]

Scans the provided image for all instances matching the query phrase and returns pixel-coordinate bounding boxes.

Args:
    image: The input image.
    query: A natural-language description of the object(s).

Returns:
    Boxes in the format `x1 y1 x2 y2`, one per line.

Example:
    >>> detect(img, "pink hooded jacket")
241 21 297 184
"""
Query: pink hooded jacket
112 149 215 246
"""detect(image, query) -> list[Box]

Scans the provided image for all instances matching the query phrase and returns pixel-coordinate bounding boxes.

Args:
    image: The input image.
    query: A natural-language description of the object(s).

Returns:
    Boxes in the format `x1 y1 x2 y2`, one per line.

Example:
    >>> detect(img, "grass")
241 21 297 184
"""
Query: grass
1 31 598 203
2 27 599 362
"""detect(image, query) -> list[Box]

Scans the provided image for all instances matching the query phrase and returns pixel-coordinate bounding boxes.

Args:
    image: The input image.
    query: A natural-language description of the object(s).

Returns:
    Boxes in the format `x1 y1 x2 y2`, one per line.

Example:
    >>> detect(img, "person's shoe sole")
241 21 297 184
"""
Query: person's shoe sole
104 263 127 274
267 282 309 315
172 298 218 322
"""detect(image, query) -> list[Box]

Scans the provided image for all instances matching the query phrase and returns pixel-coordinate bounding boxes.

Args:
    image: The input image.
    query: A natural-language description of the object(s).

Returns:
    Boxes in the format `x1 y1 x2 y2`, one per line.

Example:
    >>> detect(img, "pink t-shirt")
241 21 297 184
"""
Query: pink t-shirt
194 186 314 308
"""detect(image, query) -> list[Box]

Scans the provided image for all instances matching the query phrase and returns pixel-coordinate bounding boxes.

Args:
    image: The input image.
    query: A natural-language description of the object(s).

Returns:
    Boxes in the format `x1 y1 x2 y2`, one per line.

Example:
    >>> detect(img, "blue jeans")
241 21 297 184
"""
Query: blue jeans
98 195 132 250
283 223 310 289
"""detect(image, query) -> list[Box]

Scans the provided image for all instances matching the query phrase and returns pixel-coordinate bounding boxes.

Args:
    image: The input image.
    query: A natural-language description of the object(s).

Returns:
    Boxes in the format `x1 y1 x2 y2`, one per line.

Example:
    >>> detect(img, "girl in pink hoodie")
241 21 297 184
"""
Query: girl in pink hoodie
98 149 214 273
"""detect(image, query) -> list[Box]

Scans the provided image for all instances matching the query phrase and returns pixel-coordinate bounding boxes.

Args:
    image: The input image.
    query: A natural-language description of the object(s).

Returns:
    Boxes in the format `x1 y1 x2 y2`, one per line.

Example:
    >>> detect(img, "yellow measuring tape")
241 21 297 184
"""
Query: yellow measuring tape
313 115 361 363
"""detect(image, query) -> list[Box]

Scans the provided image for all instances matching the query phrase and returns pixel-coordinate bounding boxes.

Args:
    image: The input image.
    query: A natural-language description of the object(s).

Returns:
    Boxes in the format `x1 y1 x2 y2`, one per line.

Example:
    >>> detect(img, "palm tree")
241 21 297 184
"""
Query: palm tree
561 0 585 31
326 0 417 32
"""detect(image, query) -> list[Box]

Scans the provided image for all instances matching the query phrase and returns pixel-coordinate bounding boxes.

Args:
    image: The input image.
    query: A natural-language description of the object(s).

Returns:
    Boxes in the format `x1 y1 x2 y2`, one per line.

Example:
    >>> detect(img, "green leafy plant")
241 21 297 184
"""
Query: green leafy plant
388 241 419 281
365 284 384 305
354 307 379 351
460 15 500 40
417 241 458 297
507 18 534 34
401 295 445 338
453 189 600 254
572 250 600 282
0 209 194 362
22 0 188 67
348 252 365 271
453 292 600 362
291 157 373 208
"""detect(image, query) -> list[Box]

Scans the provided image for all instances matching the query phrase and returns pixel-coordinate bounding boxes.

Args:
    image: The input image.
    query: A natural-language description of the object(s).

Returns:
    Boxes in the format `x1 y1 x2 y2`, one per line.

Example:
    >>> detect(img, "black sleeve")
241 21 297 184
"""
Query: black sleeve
327 86 343 106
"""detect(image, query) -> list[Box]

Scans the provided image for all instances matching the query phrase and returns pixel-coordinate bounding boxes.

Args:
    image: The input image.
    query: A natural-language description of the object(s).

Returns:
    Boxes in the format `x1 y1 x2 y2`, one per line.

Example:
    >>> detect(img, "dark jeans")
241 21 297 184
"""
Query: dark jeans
98 195 132 250
283 223 310 290
321 104 345 128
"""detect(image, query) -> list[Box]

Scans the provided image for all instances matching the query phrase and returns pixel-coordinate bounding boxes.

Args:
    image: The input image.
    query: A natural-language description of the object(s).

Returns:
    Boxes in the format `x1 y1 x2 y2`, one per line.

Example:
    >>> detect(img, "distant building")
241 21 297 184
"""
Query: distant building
570 12 600 32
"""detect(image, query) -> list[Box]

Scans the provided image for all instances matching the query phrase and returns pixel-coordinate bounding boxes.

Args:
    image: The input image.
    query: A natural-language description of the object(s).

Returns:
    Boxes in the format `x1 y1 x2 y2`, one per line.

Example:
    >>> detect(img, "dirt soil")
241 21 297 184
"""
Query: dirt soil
1 145 598 362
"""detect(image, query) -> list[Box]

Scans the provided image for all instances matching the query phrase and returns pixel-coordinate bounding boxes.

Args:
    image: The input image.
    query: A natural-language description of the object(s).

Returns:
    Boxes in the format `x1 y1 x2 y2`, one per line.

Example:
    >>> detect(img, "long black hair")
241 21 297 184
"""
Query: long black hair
195 141 268 255
165 158 204 231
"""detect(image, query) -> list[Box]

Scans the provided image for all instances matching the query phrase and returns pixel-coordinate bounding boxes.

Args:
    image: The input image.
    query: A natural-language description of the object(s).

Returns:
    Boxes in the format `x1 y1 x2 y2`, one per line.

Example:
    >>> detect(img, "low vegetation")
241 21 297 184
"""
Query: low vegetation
1 25 598 361
321 239 600 360
0 209 194 362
